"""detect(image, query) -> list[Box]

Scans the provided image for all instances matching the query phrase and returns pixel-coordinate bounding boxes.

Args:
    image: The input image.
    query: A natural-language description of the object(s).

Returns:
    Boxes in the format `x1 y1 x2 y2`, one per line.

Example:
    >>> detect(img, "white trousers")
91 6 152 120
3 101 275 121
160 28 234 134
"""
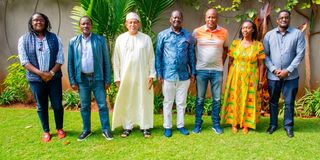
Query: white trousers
162 79 190 129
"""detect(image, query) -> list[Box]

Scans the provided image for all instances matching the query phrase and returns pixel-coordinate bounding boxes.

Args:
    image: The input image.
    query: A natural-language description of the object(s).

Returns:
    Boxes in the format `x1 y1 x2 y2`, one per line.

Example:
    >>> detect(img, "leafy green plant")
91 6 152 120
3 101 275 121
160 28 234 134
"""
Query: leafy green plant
185 93 214 115
62 90 80 110
107 82 118 108
186 93 196 114
296 88 320 117
0 55 30 105
203 98 212 115
154 93 164 114
278 98 286 116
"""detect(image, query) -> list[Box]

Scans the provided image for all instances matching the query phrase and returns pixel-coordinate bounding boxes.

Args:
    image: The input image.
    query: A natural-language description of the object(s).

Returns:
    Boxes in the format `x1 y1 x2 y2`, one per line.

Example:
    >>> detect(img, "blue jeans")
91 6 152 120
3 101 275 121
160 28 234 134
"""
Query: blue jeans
78 75 111 132
195 70 223 127
268 78 299 129
29 78 63 132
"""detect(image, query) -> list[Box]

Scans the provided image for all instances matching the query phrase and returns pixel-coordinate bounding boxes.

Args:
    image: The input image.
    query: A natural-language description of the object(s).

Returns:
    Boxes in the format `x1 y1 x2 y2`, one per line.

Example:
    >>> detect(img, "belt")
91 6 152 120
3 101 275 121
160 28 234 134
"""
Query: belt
81 72 94 77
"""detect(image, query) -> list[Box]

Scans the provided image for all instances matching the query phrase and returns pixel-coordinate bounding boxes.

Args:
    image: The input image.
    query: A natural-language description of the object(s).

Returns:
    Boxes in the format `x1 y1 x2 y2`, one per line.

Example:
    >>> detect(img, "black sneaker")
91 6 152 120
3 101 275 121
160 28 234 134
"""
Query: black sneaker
102 131 113 140
77 131 92 141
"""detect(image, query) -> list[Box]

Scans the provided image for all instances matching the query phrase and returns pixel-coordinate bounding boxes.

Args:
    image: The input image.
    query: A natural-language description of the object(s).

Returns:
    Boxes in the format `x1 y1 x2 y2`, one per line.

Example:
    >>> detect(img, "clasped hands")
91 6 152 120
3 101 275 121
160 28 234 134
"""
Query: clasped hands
39 71 53 82
273 69 289 79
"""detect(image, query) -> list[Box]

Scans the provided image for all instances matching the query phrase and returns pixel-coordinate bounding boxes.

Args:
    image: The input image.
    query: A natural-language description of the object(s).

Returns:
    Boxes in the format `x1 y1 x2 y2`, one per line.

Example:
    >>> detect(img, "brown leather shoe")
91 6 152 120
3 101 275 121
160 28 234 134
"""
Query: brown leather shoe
232 126 238 133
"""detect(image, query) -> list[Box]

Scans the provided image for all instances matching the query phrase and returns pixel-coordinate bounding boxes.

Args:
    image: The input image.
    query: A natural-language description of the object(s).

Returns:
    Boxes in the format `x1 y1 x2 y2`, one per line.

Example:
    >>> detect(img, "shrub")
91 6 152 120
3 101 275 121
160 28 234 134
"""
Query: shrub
62 90 80 110
106 82 118 108
203 98 212 115
0 55 30 105
185 93 213 115
296 88 320 117
154 93 164 114
186 93 196 114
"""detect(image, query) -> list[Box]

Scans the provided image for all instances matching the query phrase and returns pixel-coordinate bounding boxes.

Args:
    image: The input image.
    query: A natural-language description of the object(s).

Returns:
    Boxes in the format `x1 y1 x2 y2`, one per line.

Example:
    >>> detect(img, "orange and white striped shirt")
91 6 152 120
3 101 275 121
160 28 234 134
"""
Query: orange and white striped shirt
192 25 229 71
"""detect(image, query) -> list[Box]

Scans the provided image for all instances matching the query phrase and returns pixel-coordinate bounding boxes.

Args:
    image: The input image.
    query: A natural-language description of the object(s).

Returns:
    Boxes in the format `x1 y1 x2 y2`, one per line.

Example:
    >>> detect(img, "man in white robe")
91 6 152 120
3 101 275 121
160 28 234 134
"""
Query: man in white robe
112 12 156 138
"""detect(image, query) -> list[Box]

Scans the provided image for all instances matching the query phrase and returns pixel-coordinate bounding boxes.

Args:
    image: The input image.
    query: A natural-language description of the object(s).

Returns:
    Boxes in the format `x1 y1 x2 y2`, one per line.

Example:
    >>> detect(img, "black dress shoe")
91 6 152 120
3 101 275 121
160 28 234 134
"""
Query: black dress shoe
266 126 277 134
285 128 294 138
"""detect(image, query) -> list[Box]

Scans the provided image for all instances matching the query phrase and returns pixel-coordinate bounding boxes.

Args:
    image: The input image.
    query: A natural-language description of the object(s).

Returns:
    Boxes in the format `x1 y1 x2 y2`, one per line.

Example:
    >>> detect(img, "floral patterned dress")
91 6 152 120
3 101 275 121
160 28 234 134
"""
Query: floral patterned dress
221 40 265 129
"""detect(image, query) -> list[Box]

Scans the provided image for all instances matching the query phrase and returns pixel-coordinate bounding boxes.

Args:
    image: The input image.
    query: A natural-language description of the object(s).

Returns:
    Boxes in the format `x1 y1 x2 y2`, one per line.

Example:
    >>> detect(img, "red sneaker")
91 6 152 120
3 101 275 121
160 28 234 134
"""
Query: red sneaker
57 129 66 139
43 132 51 142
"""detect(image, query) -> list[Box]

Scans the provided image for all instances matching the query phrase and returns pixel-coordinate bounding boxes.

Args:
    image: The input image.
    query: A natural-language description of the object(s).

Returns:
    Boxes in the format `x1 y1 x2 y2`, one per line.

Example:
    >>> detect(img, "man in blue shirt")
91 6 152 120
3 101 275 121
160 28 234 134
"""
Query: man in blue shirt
68 16 113 141
156 10 196 137
263 10 305 138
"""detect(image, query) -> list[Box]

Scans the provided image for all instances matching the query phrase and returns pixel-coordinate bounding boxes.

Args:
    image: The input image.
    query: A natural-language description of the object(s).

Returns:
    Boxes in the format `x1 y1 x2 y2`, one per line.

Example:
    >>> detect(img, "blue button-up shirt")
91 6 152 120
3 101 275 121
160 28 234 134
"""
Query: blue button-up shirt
263 27 305 80
156 27 196 81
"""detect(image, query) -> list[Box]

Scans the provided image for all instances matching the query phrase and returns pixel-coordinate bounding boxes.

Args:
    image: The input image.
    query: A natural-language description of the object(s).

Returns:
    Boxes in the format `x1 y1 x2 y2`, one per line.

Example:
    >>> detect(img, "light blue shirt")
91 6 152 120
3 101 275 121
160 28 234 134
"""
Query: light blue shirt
263 27 305 80
156 27 196 81
81 34 94 73
18 36 64 71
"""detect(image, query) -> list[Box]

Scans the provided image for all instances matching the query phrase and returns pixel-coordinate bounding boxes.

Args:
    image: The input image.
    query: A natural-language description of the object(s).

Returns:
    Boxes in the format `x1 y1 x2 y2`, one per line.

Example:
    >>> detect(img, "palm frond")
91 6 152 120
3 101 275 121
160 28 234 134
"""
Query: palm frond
134 0 174 31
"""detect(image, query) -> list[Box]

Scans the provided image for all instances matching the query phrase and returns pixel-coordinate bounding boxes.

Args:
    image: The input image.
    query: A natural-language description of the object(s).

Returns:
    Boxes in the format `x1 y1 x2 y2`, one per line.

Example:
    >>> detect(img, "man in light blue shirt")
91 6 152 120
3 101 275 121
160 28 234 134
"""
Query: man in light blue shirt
156 10 196 137
263 10 305 138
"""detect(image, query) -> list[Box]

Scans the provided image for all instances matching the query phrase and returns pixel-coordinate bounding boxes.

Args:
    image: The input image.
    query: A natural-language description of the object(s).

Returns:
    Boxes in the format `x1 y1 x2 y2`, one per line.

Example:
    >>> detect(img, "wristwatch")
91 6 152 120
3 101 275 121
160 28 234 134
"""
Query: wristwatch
50 70 55 76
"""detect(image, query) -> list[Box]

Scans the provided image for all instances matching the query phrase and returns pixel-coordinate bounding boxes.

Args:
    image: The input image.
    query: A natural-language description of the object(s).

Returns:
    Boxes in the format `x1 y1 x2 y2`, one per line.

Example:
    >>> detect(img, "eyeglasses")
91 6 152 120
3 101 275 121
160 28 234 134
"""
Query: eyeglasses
32 19 45 23
38 41 43 51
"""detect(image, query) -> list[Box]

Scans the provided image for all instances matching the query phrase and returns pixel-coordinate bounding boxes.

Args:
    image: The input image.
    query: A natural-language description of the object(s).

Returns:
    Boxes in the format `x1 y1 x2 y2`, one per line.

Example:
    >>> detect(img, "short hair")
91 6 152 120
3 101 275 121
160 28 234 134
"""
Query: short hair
205 8 218 16
28 12 51 33
79 16 93 25
239 20 258 40
171 10 183 19
278 10 291 17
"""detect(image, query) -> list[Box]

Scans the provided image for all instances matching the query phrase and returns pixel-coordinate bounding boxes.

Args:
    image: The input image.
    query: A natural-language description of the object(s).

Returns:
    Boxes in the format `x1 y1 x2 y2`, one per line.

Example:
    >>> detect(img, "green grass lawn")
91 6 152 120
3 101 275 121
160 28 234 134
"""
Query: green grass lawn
0 108 320 160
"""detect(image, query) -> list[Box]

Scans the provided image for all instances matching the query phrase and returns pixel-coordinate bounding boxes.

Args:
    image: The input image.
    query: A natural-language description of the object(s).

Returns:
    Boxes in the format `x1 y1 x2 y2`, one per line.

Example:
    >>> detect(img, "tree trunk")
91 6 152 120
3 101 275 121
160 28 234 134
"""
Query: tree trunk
304 25 311 90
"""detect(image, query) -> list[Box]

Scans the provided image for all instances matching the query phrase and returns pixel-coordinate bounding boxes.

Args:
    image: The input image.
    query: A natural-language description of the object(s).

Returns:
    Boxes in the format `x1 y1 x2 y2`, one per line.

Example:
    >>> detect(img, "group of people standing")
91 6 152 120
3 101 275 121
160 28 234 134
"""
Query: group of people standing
18 8 305 142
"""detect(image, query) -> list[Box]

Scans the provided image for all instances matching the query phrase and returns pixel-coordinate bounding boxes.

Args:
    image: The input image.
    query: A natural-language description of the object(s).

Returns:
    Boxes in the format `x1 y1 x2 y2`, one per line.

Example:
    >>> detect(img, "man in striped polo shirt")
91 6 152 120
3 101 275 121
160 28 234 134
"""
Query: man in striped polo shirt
192 8 229 134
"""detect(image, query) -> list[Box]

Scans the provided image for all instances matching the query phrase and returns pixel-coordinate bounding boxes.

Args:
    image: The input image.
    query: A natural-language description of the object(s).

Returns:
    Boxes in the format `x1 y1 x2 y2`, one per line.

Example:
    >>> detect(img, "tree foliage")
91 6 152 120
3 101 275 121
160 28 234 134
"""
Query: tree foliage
70 0 174 49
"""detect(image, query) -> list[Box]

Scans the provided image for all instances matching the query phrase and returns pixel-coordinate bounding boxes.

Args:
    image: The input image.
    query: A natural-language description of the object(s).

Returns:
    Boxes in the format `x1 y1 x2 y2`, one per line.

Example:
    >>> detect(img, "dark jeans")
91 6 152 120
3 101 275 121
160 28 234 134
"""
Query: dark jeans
195 70 223 127
268 78 299 129
78 75 111 132
29 78 63 132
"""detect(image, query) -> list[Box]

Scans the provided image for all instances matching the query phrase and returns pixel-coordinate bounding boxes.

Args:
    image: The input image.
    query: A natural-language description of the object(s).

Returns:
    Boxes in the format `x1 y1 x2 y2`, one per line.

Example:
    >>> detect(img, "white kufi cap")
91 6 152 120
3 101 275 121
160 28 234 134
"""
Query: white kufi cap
126 12 140 21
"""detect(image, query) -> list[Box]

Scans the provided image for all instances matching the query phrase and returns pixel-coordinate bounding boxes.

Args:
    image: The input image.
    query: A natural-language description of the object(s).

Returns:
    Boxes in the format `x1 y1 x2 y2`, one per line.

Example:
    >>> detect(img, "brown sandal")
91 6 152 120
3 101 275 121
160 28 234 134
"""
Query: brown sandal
121 129 132 138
